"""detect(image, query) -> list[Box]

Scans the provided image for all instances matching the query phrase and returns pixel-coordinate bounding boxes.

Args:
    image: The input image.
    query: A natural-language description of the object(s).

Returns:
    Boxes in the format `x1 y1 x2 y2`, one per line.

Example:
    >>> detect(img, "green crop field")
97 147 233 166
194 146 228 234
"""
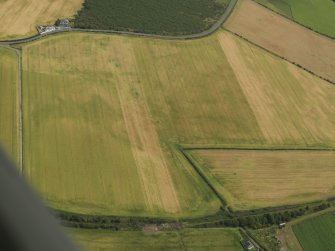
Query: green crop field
74 0 227 35
189 150 335 210
293 213 335 251
255 0 335 37
21 30 335 218
0 47 19 163
70 228 244 251
255 0 293 18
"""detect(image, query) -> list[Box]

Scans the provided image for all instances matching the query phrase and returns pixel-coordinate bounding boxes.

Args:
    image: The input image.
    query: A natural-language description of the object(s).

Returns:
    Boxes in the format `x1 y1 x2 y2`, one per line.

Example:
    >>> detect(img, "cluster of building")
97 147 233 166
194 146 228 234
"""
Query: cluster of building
37 19 71 35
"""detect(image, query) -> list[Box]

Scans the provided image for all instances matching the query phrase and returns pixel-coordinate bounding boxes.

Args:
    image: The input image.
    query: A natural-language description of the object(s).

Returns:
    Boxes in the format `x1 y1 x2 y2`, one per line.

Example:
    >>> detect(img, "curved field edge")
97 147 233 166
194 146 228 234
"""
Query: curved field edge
0 0 83 40
73 0 227 35
0 0 237 43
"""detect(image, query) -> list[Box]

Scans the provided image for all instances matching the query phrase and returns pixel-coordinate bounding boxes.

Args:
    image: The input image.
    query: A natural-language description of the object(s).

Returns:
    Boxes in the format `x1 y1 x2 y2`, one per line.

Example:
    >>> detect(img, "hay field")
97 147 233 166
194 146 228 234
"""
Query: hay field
22 34 223 217
293 213 335 251
0 47 19 162
70 228 244 251
219 31 335 146
22 30 335 216
192 150 335 210
0 0 83 39
255 0 335 37
224 0 335 83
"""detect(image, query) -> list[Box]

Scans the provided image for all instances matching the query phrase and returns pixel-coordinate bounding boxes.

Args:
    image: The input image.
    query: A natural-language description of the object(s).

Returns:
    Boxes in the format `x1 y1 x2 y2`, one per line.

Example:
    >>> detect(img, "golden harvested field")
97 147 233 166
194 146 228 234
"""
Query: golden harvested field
21 30 335 217
192 150 335 210
0 47 19 163
22 34 226 217
224 0 335 83
0 0 83 39
219 31 335 147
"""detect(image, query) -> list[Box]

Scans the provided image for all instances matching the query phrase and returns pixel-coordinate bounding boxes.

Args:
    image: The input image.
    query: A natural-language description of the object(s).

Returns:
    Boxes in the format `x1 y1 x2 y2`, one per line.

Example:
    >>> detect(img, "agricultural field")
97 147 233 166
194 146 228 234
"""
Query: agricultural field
190 150 335 210
0 0 83 39
255 0 335 37
74 0 227 35
70 228 244 251
293 213 335 251
21 29 335 217
0 47 19 163
224 0 335 83
218 31 335 146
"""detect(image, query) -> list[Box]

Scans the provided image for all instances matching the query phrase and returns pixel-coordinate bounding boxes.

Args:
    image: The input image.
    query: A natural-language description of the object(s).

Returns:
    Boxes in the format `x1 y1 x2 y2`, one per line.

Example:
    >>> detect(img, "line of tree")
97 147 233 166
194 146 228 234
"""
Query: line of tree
196 203 331 229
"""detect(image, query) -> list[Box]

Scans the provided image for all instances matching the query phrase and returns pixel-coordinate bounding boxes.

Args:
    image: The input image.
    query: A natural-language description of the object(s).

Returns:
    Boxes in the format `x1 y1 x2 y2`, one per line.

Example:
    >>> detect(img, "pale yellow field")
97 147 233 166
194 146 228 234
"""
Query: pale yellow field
224 0 335 83
22 33 225 217
0 0 83 39
192 150 335 210
219 31 335 147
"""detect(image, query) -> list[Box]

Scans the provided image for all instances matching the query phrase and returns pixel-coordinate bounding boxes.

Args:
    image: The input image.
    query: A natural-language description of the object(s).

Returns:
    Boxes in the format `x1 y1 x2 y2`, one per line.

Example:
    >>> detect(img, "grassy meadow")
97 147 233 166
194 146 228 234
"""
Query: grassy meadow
70 228 244 251
21 30 335 217
190 150 335 210
293 213 335 251
0 47 19 163
255 0 335 37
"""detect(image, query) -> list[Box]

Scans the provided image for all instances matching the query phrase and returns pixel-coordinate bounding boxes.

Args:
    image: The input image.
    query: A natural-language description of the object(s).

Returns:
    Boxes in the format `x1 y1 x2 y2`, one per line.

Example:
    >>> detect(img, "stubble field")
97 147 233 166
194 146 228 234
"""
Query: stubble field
0 47 19 163
190 150 335 210
21 29 335 217
0 0 83 39
224 0 335 83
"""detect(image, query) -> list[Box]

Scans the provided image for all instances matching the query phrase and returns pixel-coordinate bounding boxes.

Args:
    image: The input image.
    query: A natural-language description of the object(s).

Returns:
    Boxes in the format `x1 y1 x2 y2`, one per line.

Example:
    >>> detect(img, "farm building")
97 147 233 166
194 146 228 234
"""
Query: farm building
55 19 70 27
241 239 254 250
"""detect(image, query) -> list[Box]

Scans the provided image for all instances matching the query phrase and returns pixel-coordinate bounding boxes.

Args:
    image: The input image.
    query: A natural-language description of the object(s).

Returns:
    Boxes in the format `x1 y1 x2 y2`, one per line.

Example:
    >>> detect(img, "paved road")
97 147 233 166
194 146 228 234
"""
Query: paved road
0 0 237 45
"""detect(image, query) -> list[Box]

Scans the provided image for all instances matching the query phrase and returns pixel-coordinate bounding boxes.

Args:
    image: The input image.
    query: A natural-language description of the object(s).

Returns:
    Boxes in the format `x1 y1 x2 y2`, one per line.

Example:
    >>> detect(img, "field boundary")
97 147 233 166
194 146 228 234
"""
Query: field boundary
181 146 335 214
251 0 335 40
48 146 335 230
0 0 237 45
223 28 335 85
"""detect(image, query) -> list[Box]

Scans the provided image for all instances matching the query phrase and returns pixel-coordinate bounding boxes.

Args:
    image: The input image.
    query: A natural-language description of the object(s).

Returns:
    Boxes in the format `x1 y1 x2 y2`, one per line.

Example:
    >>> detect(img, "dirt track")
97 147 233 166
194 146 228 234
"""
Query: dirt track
224 0 335 83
